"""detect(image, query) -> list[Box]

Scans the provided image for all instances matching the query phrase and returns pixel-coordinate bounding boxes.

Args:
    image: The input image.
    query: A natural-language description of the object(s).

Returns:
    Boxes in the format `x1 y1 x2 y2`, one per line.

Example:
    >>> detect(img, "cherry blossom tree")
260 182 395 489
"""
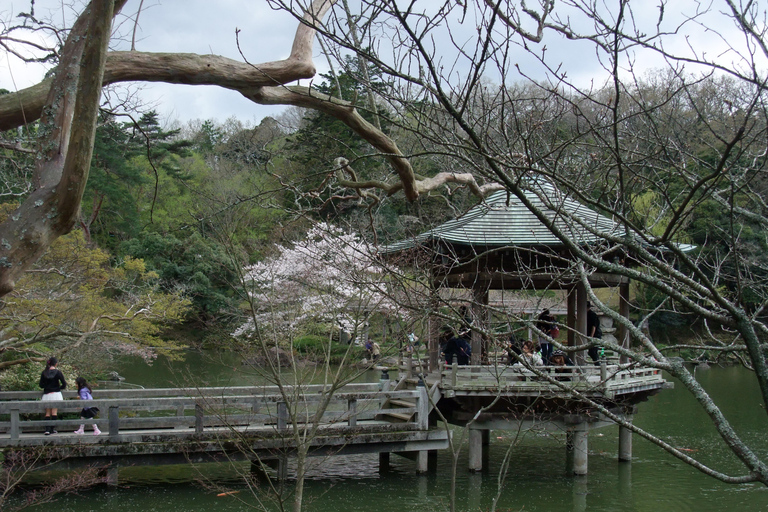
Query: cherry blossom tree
233 222 401 342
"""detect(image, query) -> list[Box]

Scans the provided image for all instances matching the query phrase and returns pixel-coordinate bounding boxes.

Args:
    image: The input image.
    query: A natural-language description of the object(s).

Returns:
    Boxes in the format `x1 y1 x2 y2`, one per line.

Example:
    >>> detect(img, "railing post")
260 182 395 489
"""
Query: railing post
417 379 428 430
451 356 458 389
277 402 288 430
348 399 357 427
108 406 120 438
10 408 20 440
406 353 413 379
195 403 204 433
600 360 608 382
174 404 185 430
379 369 390 392
379 369 390 410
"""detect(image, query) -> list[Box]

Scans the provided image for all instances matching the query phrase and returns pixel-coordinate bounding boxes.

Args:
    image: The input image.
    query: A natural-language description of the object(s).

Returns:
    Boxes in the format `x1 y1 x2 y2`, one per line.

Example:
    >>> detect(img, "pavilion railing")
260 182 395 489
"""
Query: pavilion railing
438 361 665 398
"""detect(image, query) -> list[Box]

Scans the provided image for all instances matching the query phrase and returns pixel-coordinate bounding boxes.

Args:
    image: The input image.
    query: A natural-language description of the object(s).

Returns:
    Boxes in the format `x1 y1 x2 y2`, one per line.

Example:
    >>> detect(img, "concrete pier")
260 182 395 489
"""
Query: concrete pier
619 420 633 462
571 425 589 476
468 429 483 472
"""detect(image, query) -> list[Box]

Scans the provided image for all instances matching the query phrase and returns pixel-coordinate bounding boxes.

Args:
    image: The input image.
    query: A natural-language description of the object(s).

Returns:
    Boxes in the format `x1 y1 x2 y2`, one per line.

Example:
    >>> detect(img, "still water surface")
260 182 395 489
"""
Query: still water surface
27 355 768 511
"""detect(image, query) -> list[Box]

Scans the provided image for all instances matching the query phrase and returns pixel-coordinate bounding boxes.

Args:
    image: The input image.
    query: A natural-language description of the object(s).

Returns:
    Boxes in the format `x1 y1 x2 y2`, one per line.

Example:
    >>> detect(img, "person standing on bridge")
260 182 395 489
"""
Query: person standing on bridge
74 377 101 436
536 309 556 365
39 357 67 435
586 302 603 363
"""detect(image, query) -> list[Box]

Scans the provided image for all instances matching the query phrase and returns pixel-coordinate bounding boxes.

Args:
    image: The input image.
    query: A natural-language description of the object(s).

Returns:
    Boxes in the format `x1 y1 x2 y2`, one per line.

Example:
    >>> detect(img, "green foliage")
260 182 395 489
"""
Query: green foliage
0 361 81 392
119 231 237 319
292 335 328 353
0 226 191 371
0 363 43 391
291 334 357 363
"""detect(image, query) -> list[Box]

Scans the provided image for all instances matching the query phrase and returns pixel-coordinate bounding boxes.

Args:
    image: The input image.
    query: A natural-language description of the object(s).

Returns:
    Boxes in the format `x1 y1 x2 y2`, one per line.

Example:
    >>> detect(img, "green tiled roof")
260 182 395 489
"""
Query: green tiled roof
382 180 620 253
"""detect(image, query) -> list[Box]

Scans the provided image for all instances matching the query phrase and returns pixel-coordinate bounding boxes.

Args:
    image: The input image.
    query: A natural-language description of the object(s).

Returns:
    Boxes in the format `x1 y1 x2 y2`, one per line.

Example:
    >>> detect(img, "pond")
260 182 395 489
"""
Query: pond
22 355 768 511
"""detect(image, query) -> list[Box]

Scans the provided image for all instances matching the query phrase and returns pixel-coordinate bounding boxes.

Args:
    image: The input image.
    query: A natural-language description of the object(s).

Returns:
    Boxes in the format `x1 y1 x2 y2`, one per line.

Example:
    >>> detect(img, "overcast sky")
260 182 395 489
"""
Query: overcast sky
2 1 759 127
4 0 305 126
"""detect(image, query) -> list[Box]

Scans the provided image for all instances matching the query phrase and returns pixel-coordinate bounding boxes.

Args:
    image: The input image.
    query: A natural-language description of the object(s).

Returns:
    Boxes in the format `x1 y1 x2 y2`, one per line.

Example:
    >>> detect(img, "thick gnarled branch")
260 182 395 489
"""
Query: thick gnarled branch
335 157 504 198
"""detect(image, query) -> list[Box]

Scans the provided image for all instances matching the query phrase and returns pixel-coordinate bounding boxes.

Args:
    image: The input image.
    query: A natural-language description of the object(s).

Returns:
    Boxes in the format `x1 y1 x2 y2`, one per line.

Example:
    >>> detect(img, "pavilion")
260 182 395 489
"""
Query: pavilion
379 178 677 474
383 178 639 369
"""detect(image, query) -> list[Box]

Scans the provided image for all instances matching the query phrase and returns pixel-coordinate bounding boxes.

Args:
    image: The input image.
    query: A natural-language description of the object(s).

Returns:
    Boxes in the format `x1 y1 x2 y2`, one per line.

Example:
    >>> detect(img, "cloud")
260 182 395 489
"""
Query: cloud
3 0 762 125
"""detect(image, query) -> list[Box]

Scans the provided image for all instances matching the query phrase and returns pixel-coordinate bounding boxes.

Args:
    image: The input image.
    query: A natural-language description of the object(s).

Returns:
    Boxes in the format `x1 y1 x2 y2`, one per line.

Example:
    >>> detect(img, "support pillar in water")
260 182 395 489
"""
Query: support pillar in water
416 451 429 473
572 426 589 475
619 415 633 462
468 428 484 472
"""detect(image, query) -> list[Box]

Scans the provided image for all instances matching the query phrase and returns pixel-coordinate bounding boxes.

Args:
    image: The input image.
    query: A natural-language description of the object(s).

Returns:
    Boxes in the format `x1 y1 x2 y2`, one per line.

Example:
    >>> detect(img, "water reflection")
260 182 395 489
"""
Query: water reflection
572 475 588 512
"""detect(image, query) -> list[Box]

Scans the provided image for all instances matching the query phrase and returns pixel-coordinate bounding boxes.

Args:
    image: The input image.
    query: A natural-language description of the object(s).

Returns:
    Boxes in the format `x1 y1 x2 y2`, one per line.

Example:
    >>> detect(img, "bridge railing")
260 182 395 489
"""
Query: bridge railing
0 383 430 442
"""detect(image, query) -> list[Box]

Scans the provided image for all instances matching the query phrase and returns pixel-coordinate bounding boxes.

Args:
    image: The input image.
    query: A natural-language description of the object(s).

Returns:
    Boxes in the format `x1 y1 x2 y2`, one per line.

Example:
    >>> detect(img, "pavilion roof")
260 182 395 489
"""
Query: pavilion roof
382 180 621 253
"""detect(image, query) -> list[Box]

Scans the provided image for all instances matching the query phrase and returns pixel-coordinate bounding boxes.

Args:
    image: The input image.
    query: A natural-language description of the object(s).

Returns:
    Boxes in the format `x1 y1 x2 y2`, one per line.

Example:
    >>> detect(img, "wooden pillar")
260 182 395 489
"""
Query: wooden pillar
619 413 634 462
428 283 440 373
576 283 588 364
572 426 589 475
468 428 484 472
619 281 631 363
471 287 488 365
567 287 576 348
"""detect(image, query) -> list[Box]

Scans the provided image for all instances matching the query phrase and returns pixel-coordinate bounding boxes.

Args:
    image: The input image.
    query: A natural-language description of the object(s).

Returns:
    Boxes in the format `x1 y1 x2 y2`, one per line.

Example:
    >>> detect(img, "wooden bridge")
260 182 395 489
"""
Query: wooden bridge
0 382 446 482
0 361 668 481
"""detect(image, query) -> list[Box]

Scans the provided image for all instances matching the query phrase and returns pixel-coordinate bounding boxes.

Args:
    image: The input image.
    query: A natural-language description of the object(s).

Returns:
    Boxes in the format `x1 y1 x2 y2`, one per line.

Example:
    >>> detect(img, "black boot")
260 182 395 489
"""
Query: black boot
51 415 58 434
44 415 51 435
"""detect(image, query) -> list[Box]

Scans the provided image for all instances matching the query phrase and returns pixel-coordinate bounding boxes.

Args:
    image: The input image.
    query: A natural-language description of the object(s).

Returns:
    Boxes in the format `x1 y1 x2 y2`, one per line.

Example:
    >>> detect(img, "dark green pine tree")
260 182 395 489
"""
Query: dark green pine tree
82 111 192 250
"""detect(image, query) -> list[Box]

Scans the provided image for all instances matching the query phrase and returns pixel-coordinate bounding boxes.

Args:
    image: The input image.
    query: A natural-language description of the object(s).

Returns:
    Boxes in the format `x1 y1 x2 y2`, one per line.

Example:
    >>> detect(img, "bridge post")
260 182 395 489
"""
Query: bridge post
277 402 288 430
416 379 428 430
416 450 428 473
174 405 185 430
379 370 390 412
468 428 483 472
347 399 357 427
416 379 430 473
10 408 19 440
108 406 119 437
195 403 204 433
572 424 589 475
619 414 634 462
